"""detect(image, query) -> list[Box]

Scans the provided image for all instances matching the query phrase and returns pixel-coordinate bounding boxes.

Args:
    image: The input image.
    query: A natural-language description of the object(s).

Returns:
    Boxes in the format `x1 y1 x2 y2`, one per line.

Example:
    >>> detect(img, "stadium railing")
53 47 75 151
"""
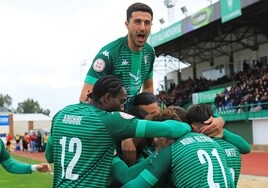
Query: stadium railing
213 102 268 122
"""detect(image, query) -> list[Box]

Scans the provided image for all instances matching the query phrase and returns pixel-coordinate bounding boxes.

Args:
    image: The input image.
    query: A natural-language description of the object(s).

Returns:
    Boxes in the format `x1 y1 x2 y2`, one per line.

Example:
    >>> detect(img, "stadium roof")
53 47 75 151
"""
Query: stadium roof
151 0 268 66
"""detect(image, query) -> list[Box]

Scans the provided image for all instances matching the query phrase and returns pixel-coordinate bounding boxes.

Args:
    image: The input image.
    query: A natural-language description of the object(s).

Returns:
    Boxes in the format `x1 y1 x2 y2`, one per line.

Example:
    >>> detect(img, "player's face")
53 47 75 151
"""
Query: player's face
125 11 152 51
139 102 160 114
109 87 127 111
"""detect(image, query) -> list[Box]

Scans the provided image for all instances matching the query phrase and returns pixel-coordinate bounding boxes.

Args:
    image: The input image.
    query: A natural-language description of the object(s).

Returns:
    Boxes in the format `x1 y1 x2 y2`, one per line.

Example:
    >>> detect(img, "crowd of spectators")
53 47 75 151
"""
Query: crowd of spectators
156 62 268 114
214 67 268 113
157 77 211 108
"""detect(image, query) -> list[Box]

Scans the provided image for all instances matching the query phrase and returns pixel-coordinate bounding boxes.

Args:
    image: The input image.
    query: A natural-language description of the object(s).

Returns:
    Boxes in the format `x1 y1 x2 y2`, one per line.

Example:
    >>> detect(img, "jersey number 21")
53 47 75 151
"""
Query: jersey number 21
198 149 228 188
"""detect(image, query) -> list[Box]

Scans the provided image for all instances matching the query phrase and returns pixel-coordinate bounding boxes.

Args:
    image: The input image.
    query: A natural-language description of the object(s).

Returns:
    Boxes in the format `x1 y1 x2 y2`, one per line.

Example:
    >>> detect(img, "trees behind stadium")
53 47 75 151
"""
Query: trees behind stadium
0 94 50 116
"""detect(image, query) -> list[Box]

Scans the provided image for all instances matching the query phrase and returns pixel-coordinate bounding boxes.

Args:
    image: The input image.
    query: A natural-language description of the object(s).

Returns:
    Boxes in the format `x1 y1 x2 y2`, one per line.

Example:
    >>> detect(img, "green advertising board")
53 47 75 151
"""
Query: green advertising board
220 0 242 23
192 88 225 104
191 6 213 30
149 21 182 47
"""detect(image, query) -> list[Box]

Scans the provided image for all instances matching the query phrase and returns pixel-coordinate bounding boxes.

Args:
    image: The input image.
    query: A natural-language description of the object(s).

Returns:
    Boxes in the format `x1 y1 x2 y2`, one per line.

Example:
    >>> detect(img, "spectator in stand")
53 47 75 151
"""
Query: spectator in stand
214 93 222 112
15 134 20 144
22 132 30 152
36 131 42 152
5 133 13 152
156 61 268 114
43 132 49 151
243 60 250 72
29 132 37 153
156 77 210 109
213 66 268 113
15 134 21 151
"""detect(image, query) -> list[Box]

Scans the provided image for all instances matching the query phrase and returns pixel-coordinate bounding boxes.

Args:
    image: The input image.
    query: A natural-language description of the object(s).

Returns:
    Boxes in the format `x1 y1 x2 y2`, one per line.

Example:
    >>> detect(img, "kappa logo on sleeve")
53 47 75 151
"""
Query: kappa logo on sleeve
93 58 106 72
119 112 135 119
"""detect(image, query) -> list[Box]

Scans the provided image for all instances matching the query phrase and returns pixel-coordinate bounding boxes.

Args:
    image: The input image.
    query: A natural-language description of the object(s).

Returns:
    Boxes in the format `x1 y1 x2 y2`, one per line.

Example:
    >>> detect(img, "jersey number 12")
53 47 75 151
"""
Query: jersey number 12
60 136 82 180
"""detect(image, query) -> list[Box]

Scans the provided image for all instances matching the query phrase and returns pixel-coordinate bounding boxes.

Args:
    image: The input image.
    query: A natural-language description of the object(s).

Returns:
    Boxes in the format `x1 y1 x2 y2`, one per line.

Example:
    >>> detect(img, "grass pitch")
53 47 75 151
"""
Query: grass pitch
0 154 53 188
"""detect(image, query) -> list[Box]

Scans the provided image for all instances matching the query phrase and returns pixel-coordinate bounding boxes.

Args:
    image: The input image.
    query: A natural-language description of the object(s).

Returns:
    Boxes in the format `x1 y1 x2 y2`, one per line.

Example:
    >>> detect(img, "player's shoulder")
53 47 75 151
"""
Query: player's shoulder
53 103 86 116
93 36 127 64
63 103 84 110
102 111 135 120
143 42 155 55
144 41 154 50
214 138 237 148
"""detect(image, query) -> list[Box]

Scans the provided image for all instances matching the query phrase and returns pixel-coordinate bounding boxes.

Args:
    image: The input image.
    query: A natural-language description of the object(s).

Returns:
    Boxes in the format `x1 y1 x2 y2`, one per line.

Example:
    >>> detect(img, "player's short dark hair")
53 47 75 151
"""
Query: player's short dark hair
126 2 153 22
87 75 124 102
133 92 157 106
186 104 213 125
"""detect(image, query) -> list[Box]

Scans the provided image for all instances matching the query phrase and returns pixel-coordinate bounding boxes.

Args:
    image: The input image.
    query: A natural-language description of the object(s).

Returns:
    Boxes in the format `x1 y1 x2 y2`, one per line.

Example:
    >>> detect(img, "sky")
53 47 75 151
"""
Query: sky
0 0 218 117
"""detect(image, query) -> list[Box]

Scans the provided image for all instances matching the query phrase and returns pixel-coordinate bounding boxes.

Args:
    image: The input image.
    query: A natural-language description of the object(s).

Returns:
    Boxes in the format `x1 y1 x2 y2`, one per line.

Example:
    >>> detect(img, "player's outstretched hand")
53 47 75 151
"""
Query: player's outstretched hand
36 163 52 173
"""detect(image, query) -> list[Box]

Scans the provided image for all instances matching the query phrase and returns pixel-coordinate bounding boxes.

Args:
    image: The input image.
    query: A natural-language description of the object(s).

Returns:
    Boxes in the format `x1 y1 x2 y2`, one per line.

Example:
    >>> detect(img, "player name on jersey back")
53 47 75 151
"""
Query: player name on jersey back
180 135 213 146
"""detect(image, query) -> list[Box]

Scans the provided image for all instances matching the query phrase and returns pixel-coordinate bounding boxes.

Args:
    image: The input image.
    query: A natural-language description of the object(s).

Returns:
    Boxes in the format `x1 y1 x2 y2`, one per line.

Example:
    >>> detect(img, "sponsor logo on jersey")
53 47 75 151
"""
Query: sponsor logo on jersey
225 148 237 157
93 58 105 72
62 115 82 125
121 59 129 65
129 70 141 85
119 112 134 119
102 50 109 58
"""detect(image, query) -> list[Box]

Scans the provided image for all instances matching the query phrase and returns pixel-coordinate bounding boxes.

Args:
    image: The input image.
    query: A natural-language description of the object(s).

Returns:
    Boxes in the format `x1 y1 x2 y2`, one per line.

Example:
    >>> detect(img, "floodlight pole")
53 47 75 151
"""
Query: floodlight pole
80 59 87 88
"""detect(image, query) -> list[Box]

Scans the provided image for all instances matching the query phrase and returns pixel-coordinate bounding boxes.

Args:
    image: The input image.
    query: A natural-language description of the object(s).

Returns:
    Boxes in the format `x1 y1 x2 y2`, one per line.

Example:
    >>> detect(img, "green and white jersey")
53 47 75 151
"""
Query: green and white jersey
85 36 155 101
49 104 115 188
46 102 191 188
214 139 241 187
122 132 234 188
171 133 232 187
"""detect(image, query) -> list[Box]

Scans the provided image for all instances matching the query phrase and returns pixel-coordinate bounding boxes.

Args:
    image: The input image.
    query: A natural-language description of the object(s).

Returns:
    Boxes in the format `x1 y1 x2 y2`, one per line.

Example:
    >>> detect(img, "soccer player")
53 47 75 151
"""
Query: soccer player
45 75 191 188
186 103 250 186
131 92 160 114
79 2 155 166
119 92 160 166
109 92 159 188
79 2 155 107
0 139 51 175
122 108 234 188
